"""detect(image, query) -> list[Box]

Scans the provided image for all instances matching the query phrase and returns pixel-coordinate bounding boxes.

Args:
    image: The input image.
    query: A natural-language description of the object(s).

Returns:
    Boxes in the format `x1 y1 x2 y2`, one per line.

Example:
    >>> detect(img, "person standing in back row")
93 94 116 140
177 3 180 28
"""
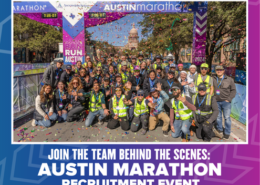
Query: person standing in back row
213 65 236 140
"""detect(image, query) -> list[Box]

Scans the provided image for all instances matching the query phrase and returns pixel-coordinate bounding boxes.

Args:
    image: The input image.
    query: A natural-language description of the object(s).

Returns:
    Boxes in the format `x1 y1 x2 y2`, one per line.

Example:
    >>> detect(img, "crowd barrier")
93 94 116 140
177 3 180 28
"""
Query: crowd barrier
13 73 44 121
231 84 246 125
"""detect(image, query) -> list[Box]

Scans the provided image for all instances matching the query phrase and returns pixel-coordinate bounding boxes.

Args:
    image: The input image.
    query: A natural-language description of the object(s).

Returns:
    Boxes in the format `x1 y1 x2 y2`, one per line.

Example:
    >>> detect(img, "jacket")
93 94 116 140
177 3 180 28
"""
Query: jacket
54 90 69 111
149 90 169 116
34 95 54 120
143 78 160 97
60 71 75 85
213 75 236 102
127 74 145 92
42 64 63 88
67 88 85 108
162 78 180 99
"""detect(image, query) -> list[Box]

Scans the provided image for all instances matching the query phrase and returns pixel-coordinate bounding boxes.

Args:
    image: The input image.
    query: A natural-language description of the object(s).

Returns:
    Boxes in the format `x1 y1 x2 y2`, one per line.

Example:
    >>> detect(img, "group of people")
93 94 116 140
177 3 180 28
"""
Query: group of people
33 53 236 142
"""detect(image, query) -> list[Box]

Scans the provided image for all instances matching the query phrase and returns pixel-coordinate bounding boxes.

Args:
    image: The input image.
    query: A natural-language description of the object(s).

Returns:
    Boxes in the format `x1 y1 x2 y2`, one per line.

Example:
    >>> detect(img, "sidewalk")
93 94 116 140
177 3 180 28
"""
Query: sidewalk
13 117 246 143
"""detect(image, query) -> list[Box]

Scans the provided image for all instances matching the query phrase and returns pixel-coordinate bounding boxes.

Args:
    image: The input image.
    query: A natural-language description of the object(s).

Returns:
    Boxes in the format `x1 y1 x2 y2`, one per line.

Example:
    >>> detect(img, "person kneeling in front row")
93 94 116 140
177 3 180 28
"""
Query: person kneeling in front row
32 85 57 127
74 82 110 126
107 87 129 131
170 84 196 142
192 83 223 142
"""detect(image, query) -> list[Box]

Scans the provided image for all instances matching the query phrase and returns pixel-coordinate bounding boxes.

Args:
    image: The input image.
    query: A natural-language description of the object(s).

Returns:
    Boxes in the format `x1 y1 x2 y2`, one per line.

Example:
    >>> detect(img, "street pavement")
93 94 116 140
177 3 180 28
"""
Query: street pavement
13 116 246 143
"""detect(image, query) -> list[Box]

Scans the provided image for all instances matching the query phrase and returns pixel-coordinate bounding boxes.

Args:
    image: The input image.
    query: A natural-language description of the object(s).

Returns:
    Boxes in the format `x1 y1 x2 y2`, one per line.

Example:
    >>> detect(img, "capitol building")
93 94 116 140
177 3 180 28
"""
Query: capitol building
114 23 139 52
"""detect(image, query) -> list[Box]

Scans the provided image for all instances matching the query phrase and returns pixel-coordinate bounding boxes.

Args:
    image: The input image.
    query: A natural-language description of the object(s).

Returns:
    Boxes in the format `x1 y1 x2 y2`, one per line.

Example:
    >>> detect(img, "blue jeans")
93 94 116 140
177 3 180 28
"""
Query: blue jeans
171 119 192 139
85 109 106 127
57 113 67 123
36 112 57 127
216 101 231 135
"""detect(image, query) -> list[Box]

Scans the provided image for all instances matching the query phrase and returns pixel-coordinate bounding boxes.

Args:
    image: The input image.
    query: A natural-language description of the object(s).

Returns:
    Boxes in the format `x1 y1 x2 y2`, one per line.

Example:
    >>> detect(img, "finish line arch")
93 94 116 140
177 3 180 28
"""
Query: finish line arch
13 1 208 65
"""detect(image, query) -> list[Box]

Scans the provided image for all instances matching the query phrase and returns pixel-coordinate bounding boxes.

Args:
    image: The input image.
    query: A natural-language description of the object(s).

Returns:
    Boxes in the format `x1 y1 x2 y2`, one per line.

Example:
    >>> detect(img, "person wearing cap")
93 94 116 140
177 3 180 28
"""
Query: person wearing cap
143 70 160 97
213 65 236 140
188 64 197 81
43 59 63 89
170 84 196 142
120 61 131 84
127 66 144 91
112 54 120 69
74 82 110 126
123 89 156 134
162 70 180 99
148 83 170 137
82 55 92 68
168 63 178 78
162 57 169 70
107 86 130 131
152 55 162 70
191 83 223 141
164 58 173 74
79 68 92 92
194 63 214 95
60 65 75 86
98 56 109 72
117 55 130 72
178 71 196 98
101 77 112 112
137 53 144 65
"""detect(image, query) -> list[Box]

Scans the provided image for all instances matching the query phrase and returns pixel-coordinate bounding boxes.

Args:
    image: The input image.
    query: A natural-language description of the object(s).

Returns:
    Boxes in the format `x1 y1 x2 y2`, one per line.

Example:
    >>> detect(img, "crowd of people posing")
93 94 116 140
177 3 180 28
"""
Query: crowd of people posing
32 53 237 142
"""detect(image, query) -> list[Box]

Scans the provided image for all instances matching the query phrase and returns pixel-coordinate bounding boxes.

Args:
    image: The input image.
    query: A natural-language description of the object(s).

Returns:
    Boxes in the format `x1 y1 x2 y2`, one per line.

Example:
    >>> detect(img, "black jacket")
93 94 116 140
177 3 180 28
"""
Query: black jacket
143 78 160 97
127 74 145 92
67 89 85 108
162 78 180 99
60 71 75 86
42 64 63 88
54 90 69 111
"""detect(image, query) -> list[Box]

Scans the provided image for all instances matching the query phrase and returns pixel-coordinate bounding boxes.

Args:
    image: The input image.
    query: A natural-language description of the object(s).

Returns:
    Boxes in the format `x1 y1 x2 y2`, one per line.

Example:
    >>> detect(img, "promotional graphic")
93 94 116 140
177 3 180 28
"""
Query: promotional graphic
1 0 257 185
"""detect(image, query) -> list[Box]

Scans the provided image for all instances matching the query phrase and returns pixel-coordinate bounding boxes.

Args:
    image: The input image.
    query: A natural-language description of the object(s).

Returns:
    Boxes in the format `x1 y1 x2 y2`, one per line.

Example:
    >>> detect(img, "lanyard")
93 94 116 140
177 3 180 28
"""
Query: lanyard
68 75 72 82
96 75 100 83
56 68 61 76
197 96 206 108
200 74 207 82
189 72 196 78
167 80 173 88
136 77 140 85
182 79 187 93
149 78 154 87
116 95 121 105
217 76 224 88
58 89 64 102
71 89 77 103
141 69 145 75
89 68 93 73
94 92 99 102
174 100 179 110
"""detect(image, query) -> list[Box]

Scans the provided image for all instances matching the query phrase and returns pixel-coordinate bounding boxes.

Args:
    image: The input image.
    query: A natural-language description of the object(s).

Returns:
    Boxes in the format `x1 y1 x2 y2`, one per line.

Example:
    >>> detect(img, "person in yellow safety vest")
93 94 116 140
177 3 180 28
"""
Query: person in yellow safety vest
74 61 83 75
152 55 162 70
191 83 223 142
170 84 196 142
120 61 131 84
97 56 106 67
194 63 214 95
123 89 157 135
130 55 138 73
137 53 144 66
117 55 127 72
107 86 130 131
73 82 110 126
82 55 91 68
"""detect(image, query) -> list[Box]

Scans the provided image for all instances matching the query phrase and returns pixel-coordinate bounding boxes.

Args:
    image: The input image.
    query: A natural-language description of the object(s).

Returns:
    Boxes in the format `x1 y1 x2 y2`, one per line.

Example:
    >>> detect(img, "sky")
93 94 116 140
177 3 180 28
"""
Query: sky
86 14 146 47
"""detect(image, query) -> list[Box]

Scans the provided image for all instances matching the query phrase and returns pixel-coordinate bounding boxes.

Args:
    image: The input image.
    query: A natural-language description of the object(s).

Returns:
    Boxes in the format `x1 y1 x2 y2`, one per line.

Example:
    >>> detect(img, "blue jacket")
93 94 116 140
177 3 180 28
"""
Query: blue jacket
150 90 169 116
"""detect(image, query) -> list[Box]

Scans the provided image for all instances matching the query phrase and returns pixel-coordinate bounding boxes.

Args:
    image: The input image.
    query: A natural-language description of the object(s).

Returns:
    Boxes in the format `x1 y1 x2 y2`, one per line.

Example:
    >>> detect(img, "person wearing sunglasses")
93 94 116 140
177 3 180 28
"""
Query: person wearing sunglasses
170 84 196 142
54 81 68 122
194 63 214 95
107 87 130 131
187 64 197 81
143 70 159 97
91 67 103 84
127 66 144 92
106 65 116 84
66 77 86 122
82 55 92 68
123 90 155 135
148 83 170 137
32 85 57 127
74 60 83 75
79 68 92 92
213 65 236 140
60 65 75 87
191 83 223 142
120 61 130 84
137 53 144 65
152 55 162 70
74 82 110 126
112 54 120 69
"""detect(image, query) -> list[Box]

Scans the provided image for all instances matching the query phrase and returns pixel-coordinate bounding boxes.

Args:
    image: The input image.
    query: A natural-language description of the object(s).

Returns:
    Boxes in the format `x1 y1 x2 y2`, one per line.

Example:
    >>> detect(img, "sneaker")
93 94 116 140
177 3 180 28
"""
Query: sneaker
223 134 230 140
98 119 104 125
163 131 168 137
31 119 36 127
141 129 147 135
213 127 223 139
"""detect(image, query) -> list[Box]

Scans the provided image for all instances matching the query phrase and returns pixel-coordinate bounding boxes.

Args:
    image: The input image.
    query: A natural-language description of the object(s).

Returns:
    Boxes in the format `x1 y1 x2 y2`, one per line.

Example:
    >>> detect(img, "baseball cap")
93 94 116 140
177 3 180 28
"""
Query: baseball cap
132 56 136 59
150 87 157 93
137 89 144 95
171 85 181 90
138 53 144 57
115 73 122 78
121 61 127 66
134 66 140 71
198 83 207 91
215 65 225 70
104 77 109 81
155 55 162 59
66 65 72 70
156 65 162 70
201 63 209 68
170 63 176 68
168 70 175 75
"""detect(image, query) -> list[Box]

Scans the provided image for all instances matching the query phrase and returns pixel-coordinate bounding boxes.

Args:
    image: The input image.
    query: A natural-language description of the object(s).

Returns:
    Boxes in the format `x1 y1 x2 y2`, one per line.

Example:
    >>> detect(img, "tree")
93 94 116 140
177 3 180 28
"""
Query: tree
206 2 246 69
138 12 194 61
13 14 63 62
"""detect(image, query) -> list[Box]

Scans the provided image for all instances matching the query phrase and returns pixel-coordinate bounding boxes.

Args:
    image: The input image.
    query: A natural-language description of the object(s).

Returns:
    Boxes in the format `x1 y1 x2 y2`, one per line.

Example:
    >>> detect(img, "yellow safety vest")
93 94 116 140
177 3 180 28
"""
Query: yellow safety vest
194 74 212 94
112 95 127 117
192 94 213 116
171 94 193 120
89 92 103 112
134 99 149 117
121 72 129 84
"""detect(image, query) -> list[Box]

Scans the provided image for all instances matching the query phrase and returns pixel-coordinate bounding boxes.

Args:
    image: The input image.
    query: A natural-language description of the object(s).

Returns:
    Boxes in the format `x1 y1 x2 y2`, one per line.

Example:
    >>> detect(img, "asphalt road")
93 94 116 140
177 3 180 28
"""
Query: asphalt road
13 115 246 143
